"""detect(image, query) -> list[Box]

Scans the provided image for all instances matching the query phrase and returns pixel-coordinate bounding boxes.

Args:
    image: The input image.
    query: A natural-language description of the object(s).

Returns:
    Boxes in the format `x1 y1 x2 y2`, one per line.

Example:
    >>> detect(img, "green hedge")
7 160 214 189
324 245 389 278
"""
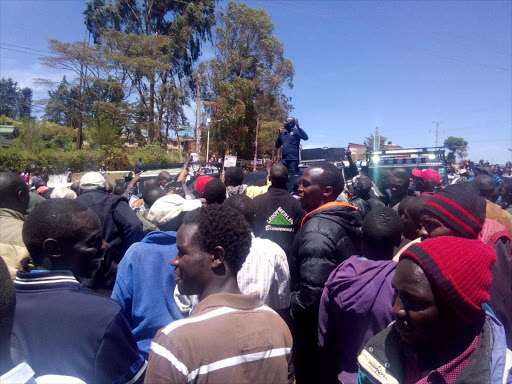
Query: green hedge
0 146 184 173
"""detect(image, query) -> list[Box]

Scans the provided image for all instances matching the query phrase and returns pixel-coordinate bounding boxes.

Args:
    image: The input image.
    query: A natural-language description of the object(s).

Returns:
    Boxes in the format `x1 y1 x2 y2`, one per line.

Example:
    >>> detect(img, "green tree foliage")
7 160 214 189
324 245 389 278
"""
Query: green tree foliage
444 136 468 162
87 114 122 148
84 0 217 144
0 78 33 119
204 1 294 158
364 132 388 152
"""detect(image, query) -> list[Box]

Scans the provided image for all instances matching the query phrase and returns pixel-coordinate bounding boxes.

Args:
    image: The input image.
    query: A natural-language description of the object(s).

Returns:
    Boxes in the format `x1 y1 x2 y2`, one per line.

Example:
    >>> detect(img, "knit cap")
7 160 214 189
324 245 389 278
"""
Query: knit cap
80 172 107 190
147 194 202 227
421 183 486 238
194 175 214 195
400 236 495 323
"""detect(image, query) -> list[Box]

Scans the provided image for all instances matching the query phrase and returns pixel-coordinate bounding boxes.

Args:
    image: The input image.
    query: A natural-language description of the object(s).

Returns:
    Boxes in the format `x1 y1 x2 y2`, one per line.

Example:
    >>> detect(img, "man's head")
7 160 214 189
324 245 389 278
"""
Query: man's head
113 184 125 195
0 172 30 214
144 177 160 191
299 162 344 212
79 172 107 192
283 117 295 130
224 167 244 187
22 199 106 281
390 169 409 199
202 178 226 205
147 194 202 231
171 205 252 298
393 237 494 346
500 180 512 206
194 175 214 197
398 196 429 240
472 174 498 202
105 182 114 195
352 175 372 198
157 171 173 187
412 169 441 193
34 180 46 190
0 258 15 373
361 206 402 261
269 163 289 189
70 182 80 196
224 193 255 227
50 187 77 200
419 183 485 240
143 187 166 208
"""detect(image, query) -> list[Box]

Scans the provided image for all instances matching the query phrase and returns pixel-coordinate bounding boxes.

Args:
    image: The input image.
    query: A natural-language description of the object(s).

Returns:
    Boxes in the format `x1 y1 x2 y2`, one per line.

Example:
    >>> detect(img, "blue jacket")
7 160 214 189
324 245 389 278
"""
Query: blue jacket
275 126 308 161
112 231 184 357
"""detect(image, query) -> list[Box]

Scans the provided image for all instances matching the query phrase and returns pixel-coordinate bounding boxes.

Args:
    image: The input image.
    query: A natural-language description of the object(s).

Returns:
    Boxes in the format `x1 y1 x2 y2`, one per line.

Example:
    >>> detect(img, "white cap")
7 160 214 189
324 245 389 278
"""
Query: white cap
147 194 202 226
80 172 107 190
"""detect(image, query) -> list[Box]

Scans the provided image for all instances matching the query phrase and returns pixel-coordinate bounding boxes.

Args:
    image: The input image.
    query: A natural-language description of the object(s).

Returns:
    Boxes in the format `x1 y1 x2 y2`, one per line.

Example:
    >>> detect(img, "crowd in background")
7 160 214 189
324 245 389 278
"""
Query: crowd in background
1 154 512 383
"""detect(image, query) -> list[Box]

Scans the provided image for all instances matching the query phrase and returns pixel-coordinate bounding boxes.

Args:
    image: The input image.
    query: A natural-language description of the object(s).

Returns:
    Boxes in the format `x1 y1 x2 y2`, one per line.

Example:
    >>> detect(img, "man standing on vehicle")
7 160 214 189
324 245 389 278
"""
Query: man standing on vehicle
275 117 308 175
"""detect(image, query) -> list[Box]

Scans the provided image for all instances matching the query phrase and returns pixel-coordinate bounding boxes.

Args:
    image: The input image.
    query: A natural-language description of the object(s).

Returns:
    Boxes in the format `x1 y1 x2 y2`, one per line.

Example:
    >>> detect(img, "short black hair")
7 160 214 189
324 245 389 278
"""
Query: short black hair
310 162 345 197
182 204 252 273
34 180 46 189
22 199 90 266
202 178 226 205
472 174 496 199
292 176 302 192
270 163 288 188
224 167 244 187
0 171 28 211
113 184 125 195
144 178 160 190
224 193 255 226
144 187 166 208
0 257 15 360
362 206 402 259
353 175 372 196
398 195 429 220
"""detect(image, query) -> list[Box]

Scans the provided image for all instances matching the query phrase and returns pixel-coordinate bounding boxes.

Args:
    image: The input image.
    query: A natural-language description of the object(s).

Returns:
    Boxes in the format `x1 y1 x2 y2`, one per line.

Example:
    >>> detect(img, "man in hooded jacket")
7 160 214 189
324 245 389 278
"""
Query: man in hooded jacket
291 162 362 384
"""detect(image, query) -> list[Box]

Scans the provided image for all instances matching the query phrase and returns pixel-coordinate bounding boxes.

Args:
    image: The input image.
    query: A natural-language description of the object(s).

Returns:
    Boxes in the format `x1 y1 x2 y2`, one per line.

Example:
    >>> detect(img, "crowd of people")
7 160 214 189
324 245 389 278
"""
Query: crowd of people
1 154 512 384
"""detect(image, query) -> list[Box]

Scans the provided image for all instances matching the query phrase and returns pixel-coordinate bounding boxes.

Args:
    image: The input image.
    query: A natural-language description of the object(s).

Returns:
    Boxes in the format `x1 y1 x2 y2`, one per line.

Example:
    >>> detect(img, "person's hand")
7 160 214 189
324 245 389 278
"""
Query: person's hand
277 129 282 137
129 174 141 186
344 148 353 161
295 119 299 128
265 159 273 171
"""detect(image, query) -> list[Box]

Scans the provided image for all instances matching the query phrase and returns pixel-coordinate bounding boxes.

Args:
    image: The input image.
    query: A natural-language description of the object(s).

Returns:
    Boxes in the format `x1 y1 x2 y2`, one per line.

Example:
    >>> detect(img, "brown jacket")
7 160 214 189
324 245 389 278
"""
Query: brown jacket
485 200 512 233
0 208 30 279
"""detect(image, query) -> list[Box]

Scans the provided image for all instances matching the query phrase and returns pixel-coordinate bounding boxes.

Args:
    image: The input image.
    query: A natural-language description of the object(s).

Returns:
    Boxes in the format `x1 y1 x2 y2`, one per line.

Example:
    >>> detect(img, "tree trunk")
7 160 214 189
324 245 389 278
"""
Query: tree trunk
77 63 84 150
148 75 155 144
195 74 201 155
253 115 260 171
174 113 182 162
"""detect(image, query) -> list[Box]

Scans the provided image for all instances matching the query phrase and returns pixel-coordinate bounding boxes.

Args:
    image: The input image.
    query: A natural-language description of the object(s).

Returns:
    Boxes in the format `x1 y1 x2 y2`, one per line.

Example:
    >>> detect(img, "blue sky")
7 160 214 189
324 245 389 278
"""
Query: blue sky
1 0 511 163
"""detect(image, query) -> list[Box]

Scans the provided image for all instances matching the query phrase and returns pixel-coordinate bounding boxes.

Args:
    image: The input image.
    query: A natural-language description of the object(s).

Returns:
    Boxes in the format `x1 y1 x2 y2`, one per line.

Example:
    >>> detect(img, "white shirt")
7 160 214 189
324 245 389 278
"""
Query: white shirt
175 235 291 313
0 363 85 384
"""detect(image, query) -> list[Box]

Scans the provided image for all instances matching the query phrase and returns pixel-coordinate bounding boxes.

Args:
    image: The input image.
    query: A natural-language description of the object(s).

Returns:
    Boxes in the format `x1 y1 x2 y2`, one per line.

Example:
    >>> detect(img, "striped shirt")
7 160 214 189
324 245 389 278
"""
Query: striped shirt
145 292 293 383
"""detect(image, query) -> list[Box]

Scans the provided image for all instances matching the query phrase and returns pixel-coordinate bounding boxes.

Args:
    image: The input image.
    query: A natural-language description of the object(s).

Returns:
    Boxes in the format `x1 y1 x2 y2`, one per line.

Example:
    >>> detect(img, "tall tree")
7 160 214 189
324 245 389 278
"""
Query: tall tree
364 131 388 152
444 136 468 162
204 1 294 159
39 40 102 149
84 0 216 145
44 76 72 125
18 87 33 119
0 78 20 118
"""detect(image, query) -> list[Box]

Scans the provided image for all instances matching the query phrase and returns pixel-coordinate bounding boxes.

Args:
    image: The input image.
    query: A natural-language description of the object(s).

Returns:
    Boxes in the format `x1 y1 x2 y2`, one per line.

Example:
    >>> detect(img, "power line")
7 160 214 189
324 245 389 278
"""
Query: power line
0 46 47 57
1 42 54 55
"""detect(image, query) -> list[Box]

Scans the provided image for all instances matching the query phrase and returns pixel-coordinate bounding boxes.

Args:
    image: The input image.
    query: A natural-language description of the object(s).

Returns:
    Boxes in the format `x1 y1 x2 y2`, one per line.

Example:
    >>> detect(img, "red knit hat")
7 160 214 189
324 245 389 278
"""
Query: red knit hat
194 175 213 195
400 236 495 323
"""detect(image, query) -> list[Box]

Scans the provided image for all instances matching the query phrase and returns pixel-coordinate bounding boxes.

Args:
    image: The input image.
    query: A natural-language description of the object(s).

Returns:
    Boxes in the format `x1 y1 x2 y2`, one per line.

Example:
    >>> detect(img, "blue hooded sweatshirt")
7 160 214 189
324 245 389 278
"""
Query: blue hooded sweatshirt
112 231 184 357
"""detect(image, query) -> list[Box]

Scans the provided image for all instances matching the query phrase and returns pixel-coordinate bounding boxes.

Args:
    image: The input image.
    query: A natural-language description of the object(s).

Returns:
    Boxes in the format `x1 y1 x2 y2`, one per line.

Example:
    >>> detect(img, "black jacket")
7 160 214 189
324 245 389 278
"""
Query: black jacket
77 190 143 264
253 186 305 258
350 196 385 220
290 202 362 318
289 202 361 384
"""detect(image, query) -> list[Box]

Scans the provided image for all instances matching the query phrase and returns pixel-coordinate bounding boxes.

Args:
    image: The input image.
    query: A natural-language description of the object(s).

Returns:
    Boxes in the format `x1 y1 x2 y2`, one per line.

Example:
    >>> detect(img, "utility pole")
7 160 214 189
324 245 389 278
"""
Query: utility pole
195 73 201 156
433 121 442 147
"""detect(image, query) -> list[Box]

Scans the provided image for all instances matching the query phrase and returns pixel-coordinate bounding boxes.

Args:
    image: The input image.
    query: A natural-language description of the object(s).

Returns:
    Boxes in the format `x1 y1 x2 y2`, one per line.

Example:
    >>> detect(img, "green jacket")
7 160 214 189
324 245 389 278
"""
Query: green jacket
0 208 31 279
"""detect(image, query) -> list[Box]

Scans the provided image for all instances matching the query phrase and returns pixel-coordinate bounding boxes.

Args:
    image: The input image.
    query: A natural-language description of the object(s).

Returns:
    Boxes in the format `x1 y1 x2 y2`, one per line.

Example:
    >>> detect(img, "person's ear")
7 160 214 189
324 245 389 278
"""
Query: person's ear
211 246 225 269
42 238 63 259
323 185 334 198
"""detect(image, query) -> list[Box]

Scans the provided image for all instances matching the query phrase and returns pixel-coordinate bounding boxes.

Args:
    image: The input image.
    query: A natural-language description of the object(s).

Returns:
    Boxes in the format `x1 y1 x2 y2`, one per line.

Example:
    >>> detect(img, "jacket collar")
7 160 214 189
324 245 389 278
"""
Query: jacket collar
301 201 356 227
0 208 25 221
14 270 82 291
192 292 263 316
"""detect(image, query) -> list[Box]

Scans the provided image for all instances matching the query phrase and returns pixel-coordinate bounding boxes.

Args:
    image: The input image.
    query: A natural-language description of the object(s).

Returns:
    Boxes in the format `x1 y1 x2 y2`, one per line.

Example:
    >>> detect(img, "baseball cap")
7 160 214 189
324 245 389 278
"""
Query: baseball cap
412 168 441 185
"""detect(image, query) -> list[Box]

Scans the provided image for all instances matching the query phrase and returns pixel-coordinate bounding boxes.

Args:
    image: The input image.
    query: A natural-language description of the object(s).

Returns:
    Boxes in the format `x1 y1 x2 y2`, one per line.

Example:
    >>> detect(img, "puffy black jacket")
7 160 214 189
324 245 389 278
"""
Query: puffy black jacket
290 202 362 317
289 202 361 384
77 190 143 264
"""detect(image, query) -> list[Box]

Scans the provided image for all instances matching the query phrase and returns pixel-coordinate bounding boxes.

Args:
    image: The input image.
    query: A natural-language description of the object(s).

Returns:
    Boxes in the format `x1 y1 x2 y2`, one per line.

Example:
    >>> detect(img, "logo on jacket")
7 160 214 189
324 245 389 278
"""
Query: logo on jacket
265 208 293 232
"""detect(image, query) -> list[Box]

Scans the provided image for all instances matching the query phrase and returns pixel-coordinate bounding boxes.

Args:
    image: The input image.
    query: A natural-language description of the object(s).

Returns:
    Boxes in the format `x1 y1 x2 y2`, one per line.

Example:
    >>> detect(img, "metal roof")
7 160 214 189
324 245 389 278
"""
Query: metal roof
0 125 15 134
